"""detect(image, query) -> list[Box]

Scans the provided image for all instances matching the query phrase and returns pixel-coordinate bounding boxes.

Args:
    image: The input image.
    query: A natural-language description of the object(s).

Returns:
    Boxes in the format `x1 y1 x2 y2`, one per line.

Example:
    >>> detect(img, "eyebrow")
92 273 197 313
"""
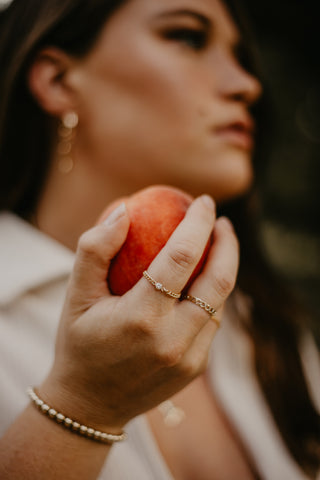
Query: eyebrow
154 9 211 28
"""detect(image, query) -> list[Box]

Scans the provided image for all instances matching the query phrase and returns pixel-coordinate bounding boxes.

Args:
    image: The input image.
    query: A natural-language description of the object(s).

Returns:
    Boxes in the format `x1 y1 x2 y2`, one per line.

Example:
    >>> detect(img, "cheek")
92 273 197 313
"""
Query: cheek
74 43 219 184
83 39 208 133
78 72 204 165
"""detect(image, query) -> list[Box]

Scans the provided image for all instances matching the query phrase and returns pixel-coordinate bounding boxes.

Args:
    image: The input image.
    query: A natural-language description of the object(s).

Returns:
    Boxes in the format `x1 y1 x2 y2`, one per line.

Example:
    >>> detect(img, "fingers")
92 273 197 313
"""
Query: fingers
134 195 216 311
68 203 130 308
136 216 237 356
178 216 239 323
179 320 217 378
154 217 237 356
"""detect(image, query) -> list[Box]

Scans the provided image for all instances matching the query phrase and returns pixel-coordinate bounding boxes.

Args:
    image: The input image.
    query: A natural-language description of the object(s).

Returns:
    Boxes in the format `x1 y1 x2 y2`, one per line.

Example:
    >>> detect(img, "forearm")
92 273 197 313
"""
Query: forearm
0 404 111 480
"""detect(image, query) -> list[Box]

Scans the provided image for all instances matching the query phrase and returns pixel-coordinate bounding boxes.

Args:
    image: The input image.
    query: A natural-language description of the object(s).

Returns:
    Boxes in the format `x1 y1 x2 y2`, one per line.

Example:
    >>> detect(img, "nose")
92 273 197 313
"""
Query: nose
217 52 262 106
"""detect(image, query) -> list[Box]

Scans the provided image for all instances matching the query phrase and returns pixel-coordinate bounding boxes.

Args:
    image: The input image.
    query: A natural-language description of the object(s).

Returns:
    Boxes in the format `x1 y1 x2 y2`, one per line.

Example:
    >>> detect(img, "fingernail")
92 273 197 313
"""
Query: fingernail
103 203 126 226
218 216 234 231
201 195 215 211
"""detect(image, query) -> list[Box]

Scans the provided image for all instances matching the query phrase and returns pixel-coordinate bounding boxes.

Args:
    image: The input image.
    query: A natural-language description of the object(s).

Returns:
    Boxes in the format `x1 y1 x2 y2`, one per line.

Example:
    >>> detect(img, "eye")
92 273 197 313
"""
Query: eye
164 28 208 51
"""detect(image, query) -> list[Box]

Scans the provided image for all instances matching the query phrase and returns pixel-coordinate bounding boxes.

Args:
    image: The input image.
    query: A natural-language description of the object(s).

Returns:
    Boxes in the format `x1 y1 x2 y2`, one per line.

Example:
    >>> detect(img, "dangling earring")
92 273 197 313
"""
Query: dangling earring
57 111 79 174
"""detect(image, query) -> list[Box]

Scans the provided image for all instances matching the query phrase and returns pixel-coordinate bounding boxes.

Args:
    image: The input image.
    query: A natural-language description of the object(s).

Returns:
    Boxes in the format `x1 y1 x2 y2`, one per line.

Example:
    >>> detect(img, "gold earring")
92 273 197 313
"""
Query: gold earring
57 112 79 174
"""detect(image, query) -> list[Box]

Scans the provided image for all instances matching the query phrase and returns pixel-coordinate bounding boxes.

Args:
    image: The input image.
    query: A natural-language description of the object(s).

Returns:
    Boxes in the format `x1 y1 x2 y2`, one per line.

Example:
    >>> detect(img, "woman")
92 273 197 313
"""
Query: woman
0 0 319 479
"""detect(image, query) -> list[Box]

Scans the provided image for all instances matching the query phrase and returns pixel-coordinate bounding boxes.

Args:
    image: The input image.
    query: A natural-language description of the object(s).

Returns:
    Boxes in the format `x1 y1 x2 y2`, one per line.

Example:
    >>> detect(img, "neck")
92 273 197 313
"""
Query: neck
34 156 129 251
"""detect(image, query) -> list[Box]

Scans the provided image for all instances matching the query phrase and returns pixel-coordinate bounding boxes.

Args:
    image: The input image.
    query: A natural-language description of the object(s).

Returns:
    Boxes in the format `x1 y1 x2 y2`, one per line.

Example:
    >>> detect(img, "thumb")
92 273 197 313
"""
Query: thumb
68 203 129 309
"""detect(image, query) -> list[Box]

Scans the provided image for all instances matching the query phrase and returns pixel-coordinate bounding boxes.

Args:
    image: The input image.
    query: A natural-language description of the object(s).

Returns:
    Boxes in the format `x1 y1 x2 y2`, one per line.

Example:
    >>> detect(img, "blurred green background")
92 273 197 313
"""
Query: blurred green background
243 0 320 344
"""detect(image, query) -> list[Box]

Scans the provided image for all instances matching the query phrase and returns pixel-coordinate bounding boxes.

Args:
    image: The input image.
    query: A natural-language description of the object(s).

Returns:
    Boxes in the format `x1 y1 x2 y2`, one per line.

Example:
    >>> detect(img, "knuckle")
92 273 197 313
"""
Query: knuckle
77 228 110 267
180 352 208 378
168 240 199 272
77 230 98 257
213 271 236 298
129 315 157 339
179 357 199 378
156 342 185 367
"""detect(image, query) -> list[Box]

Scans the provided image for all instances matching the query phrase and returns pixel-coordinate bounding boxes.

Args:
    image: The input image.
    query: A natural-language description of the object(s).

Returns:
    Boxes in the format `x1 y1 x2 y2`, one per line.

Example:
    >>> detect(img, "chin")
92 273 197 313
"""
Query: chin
216 151 254 200
225 168 253 200
191 155 254 202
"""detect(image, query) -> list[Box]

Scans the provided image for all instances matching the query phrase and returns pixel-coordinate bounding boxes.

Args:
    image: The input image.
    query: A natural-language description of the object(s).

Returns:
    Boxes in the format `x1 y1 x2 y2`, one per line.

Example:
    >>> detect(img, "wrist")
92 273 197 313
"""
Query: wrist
38 374 127 436
27 387 127 444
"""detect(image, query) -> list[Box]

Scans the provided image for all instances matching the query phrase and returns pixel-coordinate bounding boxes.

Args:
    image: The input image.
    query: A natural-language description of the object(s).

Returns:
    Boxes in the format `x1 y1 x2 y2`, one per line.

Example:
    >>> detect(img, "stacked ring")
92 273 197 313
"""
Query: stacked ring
142 271 220 327
182 294 220 327
143 271 181 299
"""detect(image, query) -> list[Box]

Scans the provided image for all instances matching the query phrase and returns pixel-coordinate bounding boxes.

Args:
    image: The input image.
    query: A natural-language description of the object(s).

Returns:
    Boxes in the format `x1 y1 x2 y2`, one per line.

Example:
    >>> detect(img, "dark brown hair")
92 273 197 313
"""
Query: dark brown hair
0 0 127 218
223 2 320 476
0 0 319 476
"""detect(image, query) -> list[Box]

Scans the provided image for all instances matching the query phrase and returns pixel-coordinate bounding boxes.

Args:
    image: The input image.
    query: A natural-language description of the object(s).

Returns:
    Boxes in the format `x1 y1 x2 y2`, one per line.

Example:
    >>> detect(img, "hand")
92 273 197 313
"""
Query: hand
39 195 239 433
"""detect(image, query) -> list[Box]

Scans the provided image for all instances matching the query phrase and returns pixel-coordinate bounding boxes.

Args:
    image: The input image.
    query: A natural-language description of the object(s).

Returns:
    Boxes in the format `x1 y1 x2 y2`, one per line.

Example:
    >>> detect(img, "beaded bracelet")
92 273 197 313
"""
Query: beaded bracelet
27 387 127 444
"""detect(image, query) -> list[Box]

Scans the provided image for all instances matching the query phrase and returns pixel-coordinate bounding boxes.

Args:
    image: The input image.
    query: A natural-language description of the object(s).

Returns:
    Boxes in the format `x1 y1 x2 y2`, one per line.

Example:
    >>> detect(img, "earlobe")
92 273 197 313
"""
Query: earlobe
27 47 76 117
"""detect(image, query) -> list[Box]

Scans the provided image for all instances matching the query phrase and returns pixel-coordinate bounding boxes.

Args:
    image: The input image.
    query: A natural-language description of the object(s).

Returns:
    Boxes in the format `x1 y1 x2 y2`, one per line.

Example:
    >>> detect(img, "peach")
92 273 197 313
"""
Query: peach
98 185 210 295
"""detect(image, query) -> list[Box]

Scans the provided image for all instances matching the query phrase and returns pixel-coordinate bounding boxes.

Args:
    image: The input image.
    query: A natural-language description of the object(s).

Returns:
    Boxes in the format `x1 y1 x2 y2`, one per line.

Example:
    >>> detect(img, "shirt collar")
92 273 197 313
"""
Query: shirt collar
0 212 75 306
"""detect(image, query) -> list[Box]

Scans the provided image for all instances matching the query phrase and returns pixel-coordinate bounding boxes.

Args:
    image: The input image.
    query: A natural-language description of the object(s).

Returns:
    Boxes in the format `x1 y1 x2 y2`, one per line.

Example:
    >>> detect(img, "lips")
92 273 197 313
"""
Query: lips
214 117 255 150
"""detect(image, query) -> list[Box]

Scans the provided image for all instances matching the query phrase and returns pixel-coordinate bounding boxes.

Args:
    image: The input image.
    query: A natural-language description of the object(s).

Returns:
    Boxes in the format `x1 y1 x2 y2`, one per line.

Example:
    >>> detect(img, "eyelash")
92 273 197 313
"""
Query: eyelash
164 28 208 51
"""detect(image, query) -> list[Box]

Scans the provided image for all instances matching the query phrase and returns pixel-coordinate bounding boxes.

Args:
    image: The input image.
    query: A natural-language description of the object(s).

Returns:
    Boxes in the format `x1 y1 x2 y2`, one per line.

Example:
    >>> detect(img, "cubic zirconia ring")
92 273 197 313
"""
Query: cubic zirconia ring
182 294 220 327
143 271 181 299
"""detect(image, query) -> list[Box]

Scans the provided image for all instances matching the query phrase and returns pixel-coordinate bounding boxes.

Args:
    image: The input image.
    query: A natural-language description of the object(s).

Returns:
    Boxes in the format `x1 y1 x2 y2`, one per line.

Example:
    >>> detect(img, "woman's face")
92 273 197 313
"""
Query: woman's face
71 0 262 201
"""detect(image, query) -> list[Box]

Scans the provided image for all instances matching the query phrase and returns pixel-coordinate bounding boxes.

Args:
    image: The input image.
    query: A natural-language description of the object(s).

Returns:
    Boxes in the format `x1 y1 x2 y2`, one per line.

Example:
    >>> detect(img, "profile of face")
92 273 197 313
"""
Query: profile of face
46 0 262 202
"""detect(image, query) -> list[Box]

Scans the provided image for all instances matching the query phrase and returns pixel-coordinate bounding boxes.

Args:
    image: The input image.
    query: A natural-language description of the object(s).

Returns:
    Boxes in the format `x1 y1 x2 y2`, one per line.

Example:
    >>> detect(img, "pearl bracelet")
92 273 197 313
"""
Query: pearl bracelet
27 387 127 444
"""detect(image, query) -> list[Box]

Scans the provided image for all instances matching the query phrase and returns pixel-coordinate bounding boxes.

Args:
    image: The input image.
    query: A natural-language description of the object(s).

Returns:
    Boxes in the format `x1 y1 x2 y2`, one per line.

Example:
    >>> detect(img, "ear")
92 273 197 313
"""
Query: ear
27 47 77 117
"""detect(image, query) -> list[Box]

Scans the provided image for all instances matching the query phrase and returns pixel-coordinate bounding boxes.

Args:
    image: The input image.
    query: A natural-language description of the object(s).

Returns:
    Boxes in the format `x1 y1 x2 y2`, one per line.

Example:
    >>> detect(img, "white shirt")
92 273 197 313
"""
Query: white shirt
0 212 319 479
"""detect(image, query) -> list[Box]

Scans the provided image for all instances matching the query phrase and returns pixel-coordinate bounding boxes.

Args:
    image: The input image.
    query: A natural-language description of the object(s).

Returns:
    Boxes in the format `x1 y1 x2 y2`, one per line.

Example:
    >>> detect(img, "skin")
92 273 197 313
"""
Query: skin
0 0 261 478
30 0 261 250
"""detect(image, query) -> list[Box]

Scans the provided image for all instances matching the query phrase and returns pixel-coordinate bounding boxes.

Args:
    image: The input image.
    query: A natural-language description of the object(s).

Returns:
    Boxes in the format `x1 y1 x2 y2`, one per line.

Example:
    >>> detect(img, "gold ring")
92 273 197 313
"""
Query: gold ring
182 294 220 327
143 271 181 299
